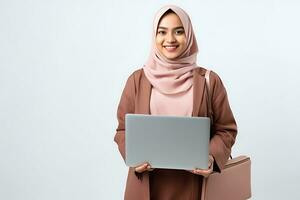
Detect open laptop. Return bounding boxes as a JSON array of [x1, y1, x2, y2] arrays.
[[125, 114, 210, 170]]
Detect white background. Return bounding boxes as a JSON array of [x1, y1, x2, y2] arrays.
[[1, 0, 300, 199]]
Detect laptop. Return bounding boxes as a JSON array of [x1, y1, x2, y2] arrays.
[[125, 114, 210, 170]]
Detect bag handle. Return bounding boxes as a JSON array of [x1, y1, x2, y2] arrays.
[[204, 70, 213, 125], [204, 69, 232, 160]]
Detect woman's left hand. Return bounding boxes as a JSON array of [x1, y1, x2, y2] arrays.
[[188, 155, 214, 177]]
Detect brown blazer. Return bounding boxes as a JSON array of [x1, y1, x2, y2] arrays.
[[114, 67, 237, 200]]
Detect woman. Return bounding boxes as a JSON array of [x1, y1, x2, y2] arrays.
[[114, 5, 237, 200]]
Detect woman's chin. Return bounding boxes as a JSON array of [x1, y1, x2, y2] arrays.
[[162, 52, 180, 60]]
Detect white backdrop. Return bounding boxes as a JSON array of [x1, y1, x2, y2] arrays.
[[1, 0, 300, 199]]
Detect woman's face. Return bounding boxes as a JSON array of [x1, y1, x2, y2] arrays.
[[156, 12, 187, 60]]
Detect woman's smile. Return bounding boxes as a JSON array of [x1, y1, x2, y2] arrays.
[[163, 44, 179, 52]]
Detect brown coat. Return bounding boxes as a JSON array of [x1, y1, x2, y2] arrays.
[[114, 67, 237, 200]]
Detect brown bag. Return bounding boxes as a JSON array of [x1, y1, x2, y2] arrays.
[[202, 70, 252, 200], [201, 156, 252, 200]]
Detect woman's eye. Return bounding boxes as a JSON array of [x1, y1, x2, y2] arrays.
[[175, 30, 184, 35], [158, 30, 166, 35]]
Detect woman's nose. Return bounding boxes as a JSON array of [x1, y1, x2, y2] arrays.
[[166, 33, 176, 43]]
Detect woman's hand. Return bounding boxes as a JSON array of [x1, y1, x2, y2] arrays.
[[134, 162, 154, 173], [188, 155, 214, 177]]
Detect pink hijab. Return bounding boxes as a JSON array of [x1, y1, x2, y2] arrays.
[[143, 5, 199, 116]]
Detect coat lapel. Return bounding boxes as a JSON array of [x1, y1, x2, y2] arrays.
[[193, 68, 206, 117], [137, 69, 152, 115]]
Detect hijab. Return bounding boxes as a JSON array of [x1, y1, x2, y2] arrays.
[[142, 5, 199, 116]]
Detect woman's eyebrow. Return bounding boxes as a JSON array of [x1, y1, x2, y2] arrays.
[[157, 26, 184, 30]]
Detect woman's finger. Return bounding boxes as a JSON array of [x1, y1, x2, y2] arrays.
[[147, 165, 154, 171], [135, 163, 148, 173], [208, 160, 212, 168], [208, 155, 214, 167], [192, 167, 213, 177]]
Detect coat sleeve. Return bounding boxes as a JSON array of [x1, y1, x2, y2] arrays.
[[209, 71, 238, 172], [114, 73, 136, 161]]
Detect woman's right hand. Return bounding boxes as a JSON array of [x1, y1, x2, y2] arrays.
[[134, 162, 154, 173]]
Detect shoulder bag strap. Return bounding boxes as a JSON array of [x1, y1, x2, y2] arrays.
[[204, 69, 213, 124], [204, 69, 232, 159]]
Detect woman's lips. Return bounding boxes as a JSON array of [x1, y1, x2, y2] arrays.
[[164, 45, 179, 52]]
